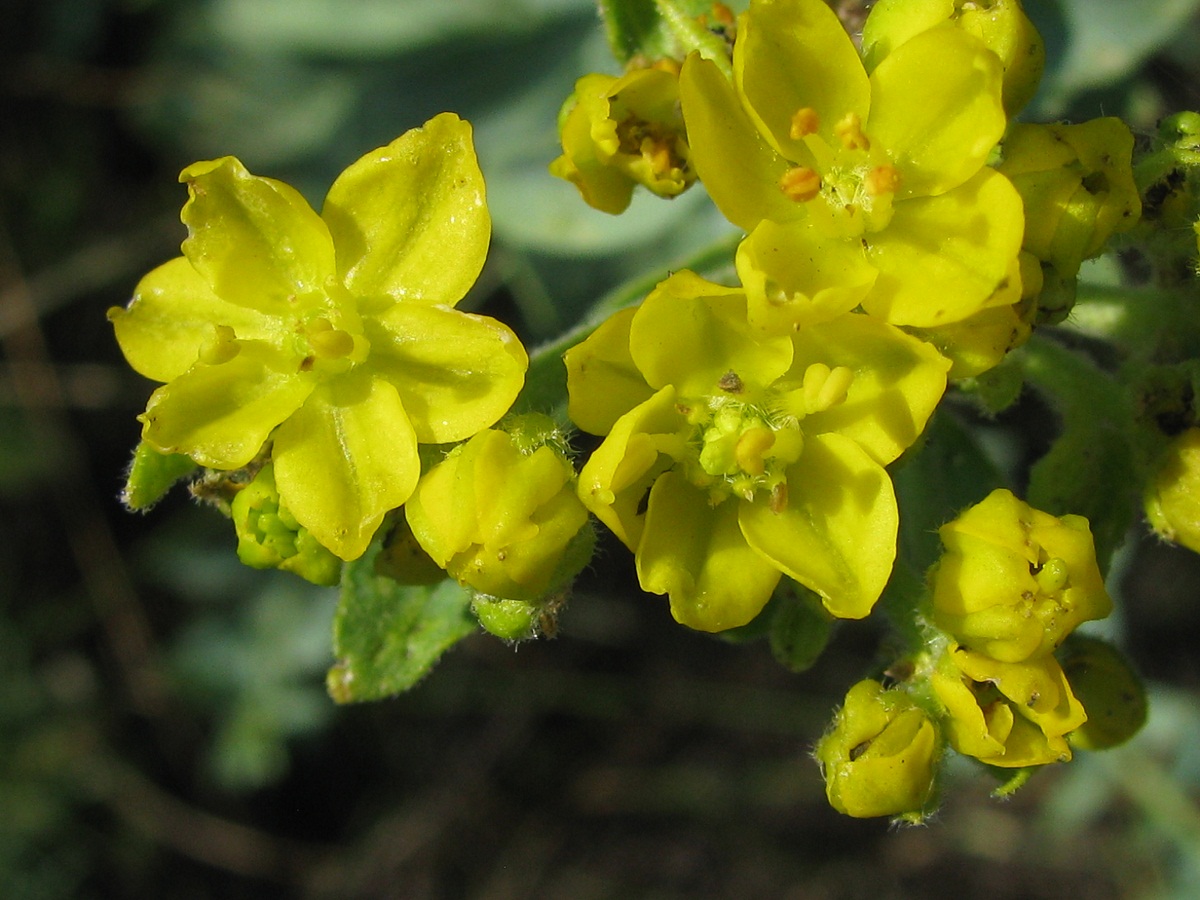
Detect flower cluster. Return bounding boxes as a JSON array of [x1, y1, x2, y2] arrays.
[[927, 489, 1112, 768], [109, 0, 1160, 822], [816, 490, 1141, 821], [551, 0, 1141, 632]]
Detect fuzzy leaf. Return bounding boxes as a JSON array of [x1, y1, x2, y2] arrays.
[[327, 539, 477, 702]]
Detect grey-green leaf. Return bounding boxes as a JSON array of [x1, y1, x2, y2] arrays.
[[327, 541, 477, 703]]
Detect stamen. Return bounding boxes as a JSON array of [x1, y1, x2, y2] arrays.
[[198, 324, 239, 365], [1034, 557, 1070, 594], [734, 427, 775, 476], [834, 112, 870, 151], [802, 363, 855, 413], [779, 166, 822, 202], [790, 107, 820, 140], [865, 164, 900, 196], [306, 317, 355, 359]]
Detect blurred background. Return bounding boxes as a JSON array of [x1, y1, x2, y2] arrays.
[[3, 0, 1200, 896]]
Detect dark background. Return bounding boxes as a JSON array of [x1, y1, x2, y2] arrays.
[[3, 0, 1200, 896]]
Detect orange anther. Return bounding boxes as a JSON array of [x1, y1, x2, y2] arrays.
[[834, 112, 870, 151], [790, 107, 821, 140], [779, 166, 822, 202], [865, 164, 900, 196]]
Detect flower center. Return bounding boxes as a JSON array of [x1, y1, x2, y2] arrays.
[[779, 107, 899, 238], [675, 361, 854, 507], [293, 281, 370, 374]]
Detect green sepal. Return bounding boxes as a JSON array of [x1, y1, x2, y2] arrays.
[[326, 539, 477, 703], [956, 351, 1026, 416], [599, 0, 733, 71], [121, 441, 198, 510], [990, 765, 1035, 798], [471, 595, 541, 642], [1060, 634, 1147, 751], [768, 584, 834, 674]]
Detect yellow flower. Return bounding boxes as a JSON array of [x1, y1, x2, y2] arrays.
[[566, 270, 949, 631], [1145, 427, 1200, 554], [861, 0, 1045, 118], [816, 679, 940, 820], [932, 642, 1087, 767], [930, 488, 1113, 663], [110, 114, 528, 560], [680, 0, 1022, 331], [404, 417, 593, 604], [550, 63, 694, 214], [996, 118, 1141, 324]]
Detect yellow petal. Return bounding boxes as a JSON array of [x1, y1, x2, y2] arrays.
[[564, 307, 654, 436], [111, 256, 277, 382], [366, 303, 527, 444], [867, 24, 1005, 199], [272, 372, 420, 561], [679, 53, 797, 231], [637, 471, 782, 632], [139, 341, 315, 468], [862, 168, 1024, 327], [739, 432, 897, 619], [179, 157, 335, 315], [323, 113, 489, 306]]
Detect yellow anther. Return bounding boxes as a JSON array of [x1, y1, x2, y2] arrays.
[[1035, 557, 1070, 594], [779, 166, 822, 202], [802, 362, 855, 413], [650, 57, 682, 76], [641, 136, 674, 176], [834, 112, 870, 151], [865, 164, 900, 196], [790, 107, 821, 140], [198, 324, 240, 365], [734, 426, 776, 477], [306, 317, 355, 359], [711, 2, 735, 27]]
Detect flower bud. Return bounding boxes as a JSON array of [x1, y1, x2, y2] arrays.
[[931, 643, 1087, 767], [230, 463, 342, 586], [816, 680, 940, 820], [997, 119, 1140, 324], [404, 416, 594, 604], [1059, 635, 1147, 751], [862, 0, 1044, 117], [549, 63, 694, 214], [1145, 426, 1200, 553], [930, 489, 1112, 663]]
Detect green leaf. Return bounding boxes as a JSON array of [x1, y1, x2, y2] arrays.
[[121, 441, 199, 511], [599, 0, 734, 70], [327, 540, 477, 702], [892, 410, 1006, 574], [1037, 0, 1200, 115], [1019, 335, 1141, 573]]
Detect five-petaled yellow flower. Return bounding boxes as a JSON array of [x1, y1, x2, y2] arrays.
[[566, 271, 949, 632], [110, 114, 528, 561], [680, 0, 1024, 333]]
